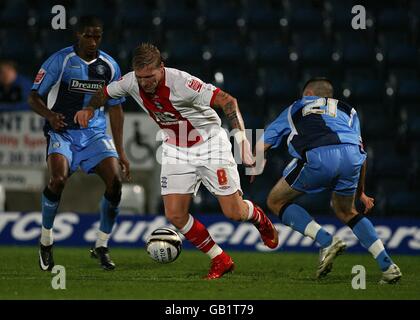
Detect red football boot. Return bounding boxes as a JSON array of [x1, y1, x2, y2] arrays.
[[205, 252, 235, 280], [254, 204, 279, 249]]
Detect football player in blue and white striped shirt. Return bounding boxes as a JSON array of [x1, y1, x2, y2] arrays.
[[252, 78, 401, 284], [29, 16, 130, 271]]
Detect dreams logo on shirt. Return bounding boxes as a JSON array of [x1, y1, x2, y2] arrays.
[[68, 79, 105, 94]]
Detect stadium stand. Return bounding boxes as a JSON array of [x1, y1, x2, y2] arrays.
[[0, 0, 419, 216]]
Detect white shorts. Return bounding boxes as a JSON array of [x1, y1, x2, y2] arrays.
[[160, 130, 242, 196]]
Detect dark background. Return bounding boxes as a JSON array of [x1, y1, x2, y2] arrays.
[[0, 0, 419, 217]]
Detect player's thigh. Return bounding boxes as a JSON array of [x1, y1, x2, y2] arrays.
[[267, 177, 302, 210], [46, 131, 72, 176], [331, 192, 358, 224], [163, 194, 193, 228], [47, 153, 70, 180], [335, 145, 366, 195]]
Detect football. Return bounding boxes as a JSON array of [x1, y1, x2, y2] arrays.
[[146, 227, 182, 263]]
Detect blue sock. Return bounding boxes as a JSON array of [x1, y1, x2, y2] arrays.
[[348, 215, 393, 271], [280, 204, 333, 248], [41, 187, 60, 229], [99, 195, 120, 234]]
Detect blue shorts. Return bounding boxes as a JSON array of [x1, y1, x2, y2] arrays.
[[46, 131, 118, 174], [283, 144, 366, 196]]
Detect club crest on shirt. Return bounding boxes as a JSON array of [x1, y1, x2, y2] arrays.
[[186, 78, 203, 92], [96, 64, 106, 75], [161, 176, 168, 188]]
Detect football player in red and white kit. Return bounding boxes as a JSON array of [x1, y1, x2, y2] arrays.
[[75, 43, 278, 279]]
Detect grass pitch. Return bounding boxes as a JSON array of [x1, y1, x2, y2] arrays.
[[0, 246, 419, 300]]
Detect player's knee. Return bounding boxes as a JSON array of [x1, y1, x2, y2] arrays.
[[335, 210, 358, 224], [266, 196, 282, 215], [164, 209, 188, 229], [103, 176, 122, 207], [48, 175, 67, 193], [107, 176, 122, 197], [331, 198, 358, 224]]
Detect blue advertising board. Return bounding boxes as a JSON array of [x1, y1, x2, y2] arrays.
[[0, 212, 419, 254]]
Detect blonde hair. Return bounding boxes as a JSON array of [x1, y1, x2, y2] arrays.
[[132, 43, 161, 69]]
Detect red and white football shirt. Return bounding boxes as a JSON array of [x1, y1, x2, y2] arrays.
[[105, 67, 221, 147]]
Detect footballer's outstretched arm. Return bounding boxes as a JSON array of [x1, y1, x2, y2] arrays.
[[108, 104, 124, 156], [74, 88, 109, 127], [356, 160, 367, 198], [212, 90, 245, 131], [87, 88, 109, 110], [212, 89, 254, 166], [109, 104, 131, 180], [357, 160, 374, 213]]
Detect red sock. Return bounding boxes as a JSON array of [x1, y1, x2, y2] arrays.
[[180, 214, 222, 258]]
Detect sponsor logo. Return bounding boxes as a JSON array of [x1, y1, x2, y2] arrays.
[[1, 213, 420, 254], [34, 68, 46, 85], [154, 100, 164, 110], [68, 79, 105, 94], [186, 78, 203, 92], [154, 111, 178, 124]]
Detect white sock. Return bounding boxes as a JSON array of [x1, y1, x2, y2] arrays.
[[40, 227, 53, 246], [179, 214, 194, 234], [368, 239, 386, 259], [95, 230, 111, 248], [243, 199, 262, 224], [304, 220, 322, 240], [243, 200, 254, 220], [207, 244, 223, 259]]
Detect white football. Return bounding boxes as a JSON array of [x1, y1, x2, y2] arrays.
[[146, 227, 182, 263]]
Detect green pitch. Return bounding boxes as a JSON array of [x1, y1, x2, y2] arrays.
[[0, 246, 419, 300]]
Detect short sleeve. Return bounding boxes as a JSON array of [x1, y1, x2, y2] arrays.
[[31, 53, 62, 97], [105, 72, 133, 99], [106, 61, 126, 107], [350, 108, 363, 143], [176, 72, 219, 107], [263, 107, 291, 149]]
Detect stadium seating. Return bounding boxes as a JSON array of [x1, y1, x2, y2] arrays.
[[1, 0, 419, 216], [119, 0, 156, 28], [0, 0, 29, 28]]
